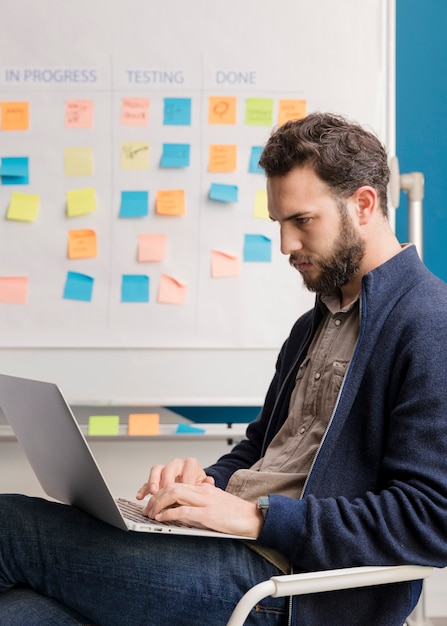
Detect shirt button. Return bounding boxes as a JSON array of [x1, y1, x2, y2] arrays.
[[314, 372, 321, 380], [300, 427, 306, 434], [334, 318, 342, 326]]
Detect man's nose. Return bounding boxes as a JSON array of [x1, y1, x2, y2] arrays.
[[280, 224, 303, 256]]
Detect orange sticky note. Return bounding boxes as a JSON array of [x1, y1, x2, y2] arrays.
[[155, 190, 185, 216], [208, 96, 237, 125], [158, 274, 187, 304], [128, 413, 160, 436], [208, 145, 237, 172], [211, 251, 240, 278], [65, 100, 94, 128], [121, 98, 150, 126], [278, 99, 307, 126], [68, 229, 98, 259], [1, 101, 29, 130], [138, 234, 167, 262], [0, 277, 28, 304]]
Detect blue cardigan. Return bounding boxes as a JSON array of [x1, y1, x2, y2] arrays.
[[207, 245, 447, 625]]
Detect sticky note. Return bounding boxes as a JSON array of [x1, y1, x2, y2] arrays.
[[211, 251, 240, 278], [64, 147, 94, 176], [245, 98, 274, 126], [121, 97, 149, 126], [6, 192, 39, 222], [121, 275, 149, 303], [138, 233, 167, 262], [66, 188, 96, 217], [244, 234, 272, 262], [128, 413, 160, 436], [155, 190, 185, 216], [0, 277, 28, 304], [160, 144, 190, 168], [158, 275, 187, 304], [65, 100, 94, 129], [121, 142, 150, 170], [253, 189, 269, 219], [88, 416, 120, 436], [208, 96, 237, 125], [119, 191, 148, 218], [0, 157, 29, 184], [1, 101, 29, 131], [278, 99, 306, 126], [249, 147, 264, 174], [208, 145, 237, 172], [209, 183, 238, 203], [68, 229, 98, 259], [63, 271, 94, 302], [163, 98, 191, 126], [175, 423, 205, 435]]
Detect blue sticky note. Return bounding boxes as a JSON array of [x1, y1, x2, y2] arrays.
[[163, 98, 192, 126], [63, 272, 94, 301], [119, 191, 149, 218], [209, 183, 239, 203], [249, 147, 264, 174], [160, 143, 190, 168], [175, 423, 206, 435], [121, 275, 149, 303], [0, 157, 29, 185], [243, 234, 272, 262]]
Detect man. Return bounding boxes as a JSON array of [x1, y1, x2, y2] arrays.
[[1, 112, 447, 626]]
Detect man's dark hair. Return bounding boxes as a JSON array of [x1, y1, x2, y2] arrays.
[[259, 112, 390, 217]]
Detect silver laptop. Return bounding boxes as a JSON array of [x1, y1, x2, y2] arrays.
[[0, 372, 252, 540]]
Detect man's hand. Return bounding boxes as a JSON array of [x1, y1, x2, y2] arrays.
[[136, 457, 215, 499]]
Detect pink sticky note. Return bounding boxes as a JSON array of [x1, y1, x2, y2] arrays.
[[211, 250, 240, 278], [0, 276, 28, 304], [121, 97, 150, 126], [138, 234, 167, 262], [65, 100, 94, 128], [157, 274, 187, 304]]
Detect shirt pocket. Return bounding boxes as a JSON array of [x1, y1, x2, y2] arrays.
[[321, 359, 350, 416]]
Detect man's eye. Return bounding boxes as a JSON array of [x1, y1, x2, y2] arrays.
[[295, 217, 310, 224]]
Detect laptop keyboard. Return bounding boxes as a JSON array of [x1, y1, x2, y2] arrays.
[[116, 498, 188, 527]]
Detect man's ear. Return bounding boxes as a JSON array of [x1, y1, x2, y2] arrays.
[[353, 186, 377, 225]]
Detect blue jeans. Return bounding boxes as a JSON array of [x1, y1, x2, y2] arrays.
[[0, 495, 287, 626]]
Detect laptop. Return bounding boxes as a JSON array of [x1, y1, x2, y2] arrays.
[[0, 372, 253, 540]]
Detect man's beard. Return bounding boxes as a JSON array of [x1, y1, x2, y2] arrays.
[[290, 207, 366, 297]]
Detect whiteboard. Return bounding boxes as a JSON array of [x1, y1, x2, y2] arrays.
[[0, 0, 394, 403]]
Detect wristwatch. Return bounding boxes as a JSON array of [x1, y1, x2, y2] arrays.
[[257, 495, 270, 520]]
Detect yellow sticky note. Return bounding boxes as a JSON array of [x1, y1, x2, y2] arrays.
[[1, 101, 29, 130], [253, 189, 269, 219], [66, 188, 97, 217], [211, 251, 240, 278], [128, 413, 160, 436], [64, 147, 94, 176], [208, 96, 237, 125], [0, 277, 28, 304], [65, 100, 94, 129], [278, 99, 306, 126], [121, 98, 150, 126], [138, 234, 167, 262], [208, 145, 237, 172], [158, 274, 187, 304], [88, 416, 120, 436], [121, 142, 150, 170], [6, 192, 40, 222], [155, 190, 185, 216], [245, 98, 274, 126], [68, 229, 98, 259]]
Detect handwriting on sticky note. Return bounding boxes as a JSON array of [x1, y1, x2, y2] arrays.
[[6, 192, 39, 222], [253, 189, 269, 219], [65, 100, 94, 129], [208, 145, 237, 172], [138, 233, 167, 262], [157, 274, 187, 304], [66, 188, 96, 217], [63, 271, 94, 302], [88, 416, 120, 436], [211, 250, 240, 278], [121, 97, 150, 126], [208, 96, 237, 125], [128, 414, 160, 436], [64, 147, 94, 176], [0, 277, 28, 304], [68, 229, 98, 259], [121, 142, 150, 170], [160, 144, 190, 168], [278, 99, 306, 126], [163, 98, 191, 126], [245, 98, 274, 126], [155, 190, 185, 216], [1, 101, 29, 131]]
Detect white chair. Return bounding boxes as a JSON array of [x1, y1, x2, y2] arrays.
[[226, 564, 433, 626]]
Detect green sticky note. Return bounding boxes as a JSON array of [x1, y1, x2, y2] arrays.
[[88, 415, 120, 436], [245, 98, 274, 126]]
